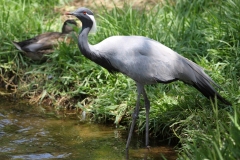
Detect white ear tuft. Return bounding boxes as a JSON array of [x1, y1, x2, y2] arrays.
[[88, 14, 97, 33]]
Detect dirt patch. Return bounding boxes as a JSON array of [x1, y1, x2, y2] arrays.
[[55, 0, 165, 22]]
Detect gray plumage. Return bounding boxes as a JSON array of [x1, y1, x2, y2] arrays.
[[66, 7, 231, 150]]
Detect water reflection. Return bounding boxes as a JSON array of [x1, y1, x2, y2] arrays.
[[0, 98, 177, 160]]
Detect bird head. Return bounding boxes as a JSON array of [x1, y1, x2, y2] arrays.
[[65, 7, 97, 33], [62, 19, 77, 33]]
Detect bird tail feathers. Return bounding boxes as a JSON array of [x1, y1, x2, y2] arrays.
[[12, 41, 24, 52], [185, 59, 231, 105]]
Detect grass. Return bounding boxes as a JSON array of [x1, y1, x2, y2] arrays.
[[0, 0, 240, 159]]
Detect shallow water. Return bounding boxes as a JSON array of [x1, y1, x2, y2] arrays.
[[0, 96, 177, 160]]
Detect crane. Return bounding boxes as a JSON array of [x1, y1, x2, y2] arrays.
[[66, 7, 231, 149]]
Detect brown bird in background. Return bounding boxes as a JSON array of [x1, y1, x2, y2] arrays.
[[12, 19, 77, 61]]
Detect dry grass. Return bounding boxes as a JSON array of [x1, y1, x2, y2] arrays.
[[55, 0, 167, 22]]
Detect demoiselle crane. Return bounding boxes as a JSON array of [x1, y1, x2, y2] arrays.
[[66, 7, 231, 149]]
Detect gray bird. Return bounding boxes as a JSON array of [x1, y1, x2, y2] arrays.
[[12, 19, 77, 61], [66, 7, 231, 149]]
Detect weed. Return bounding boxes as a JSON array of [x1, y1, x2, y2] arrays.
[[0, 0, 239, 159]]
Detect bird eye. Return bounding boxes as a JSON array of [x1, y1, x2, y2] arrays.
[[83, 12, 87, 15]]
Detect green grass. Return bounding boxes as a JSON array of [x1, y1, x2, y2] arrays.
[[0, 0, 240, 159]]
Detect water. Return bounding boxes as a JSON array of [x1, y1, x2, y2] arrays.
[[0, 96, 177, 160]]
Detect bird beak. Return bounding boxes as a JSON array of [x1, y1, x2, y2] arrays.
[[65, 12, 74, 15]]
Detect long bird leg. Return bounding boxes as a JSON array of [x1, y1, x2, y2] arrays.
[[126, 83, 143, 149], [142, 87, 150, 148]]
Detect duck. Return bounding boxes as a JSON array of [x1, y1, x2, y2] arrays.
[[12, 19, 77, 61]]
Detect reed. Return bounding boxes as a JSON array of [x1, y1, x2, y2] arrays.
[[0, 0, 239, 159]]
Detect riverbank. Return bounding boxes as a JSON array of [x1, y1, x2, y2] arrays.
[[0, 95, 177, 159], [1, 0, 239, 159]]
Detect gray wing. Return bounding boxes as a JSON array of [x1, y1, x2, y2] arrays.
[[92, 36, 201, 84], [91, 36, 230, 105]]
